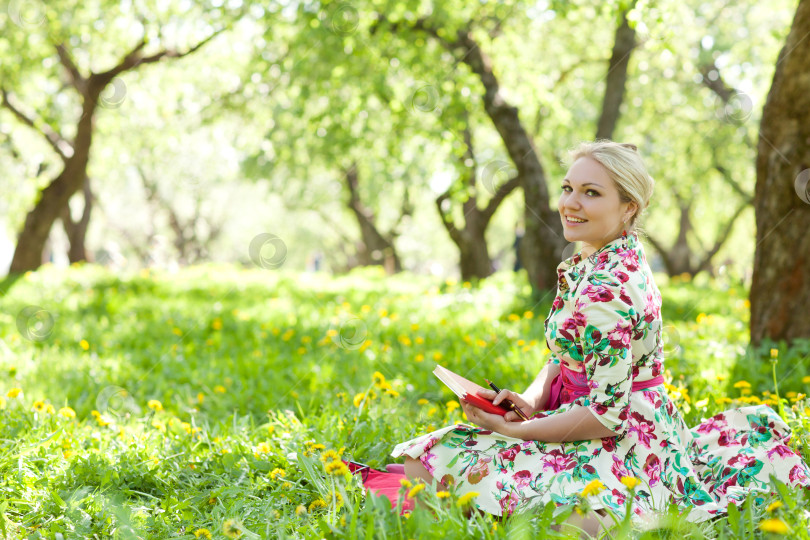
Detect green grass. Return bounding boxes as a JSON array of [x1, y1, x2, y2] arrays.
[[0, 264, 809, 538]]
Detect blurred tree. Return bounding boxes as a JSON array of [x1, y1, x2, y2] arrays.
[[751, 0, 810, 345], [0, 1, 229, 273]]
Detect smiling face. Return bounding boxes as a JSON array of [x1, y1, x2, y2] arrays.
[[558, 156, 638, 255]]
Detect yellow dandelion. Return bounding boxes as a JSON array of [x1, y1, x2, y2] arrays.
[[457, 491, 479, 506], [446, 401, 460, 413], [211, 319, 224, 331], [79, 339, 90, 350], [7, 388, 22, 398], [256, 442, 271, 454], [295, 505, 306, 515], [407, 483, 426, 498], [33, 400, 46, 412], [417, 398, 429, 405], [96, 414, 112, 427], [194, 529, 213, 539], [802, 376, 810, 384], [353, 393, 366, 407], [151, 419, 166, 432], [400, 478, 413, 489], [581, 479, 605, 497], [437, 491, 451, 499], [620, 476, 640, 490], [269, 468, 286, 480], [770, 348, 779, 359], [759, 518, 789, 534], [197, 392, 205, 404], [308, 498, 327, 511], [523, 311, 534, 319], [475, 339, 487, 347], [147, 399, 163, 412], [507, 313, 520, 322], [415, 353, 425, 363], [385, 389, 400, 397], [222, 518, 243, 538], [324, 460, 350, 476], [716, 396, 732, 405], [214, 385, 226, 394], [766, 501, 783, 512], [44, 403, 55, 414], [733, 381, 751, 389], [320, 450, 340, 463], [433, 352, 443, 361]]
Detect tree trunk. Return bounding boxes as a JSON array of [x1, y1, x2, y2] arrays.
[[61, 176, 93, 263], [344, 163, 403, 273], [750, 0, 810, 345], [10, 95, 96, 273], [449, 29, 564, 293], [596, 4, 637, 140]]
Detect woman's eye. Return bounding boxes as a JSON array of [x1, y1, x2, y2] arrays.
[[587, 190, 600, 196], [561, 185, 571, 192]]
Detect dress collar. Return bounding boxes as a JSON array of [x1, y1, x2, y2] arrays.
[[556, 231, 639, 292]]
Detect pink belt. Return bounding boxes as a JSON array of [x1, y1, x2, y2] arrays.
[[543, 363, 664, 411]]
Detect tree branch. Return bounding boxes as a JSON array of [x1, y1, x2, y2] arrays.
[[481, 175, 520, 227], [55, 43, 87, 93], [96, 28, 225, 82], [0, 87, 72, 161], [435, 192, 463, 244]]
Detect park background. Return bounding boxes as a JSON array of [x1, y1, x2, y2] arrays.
[[2, 0, 810, 538]]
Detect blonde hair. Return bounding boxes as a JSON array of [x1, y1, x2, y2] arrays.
[[568, 140, 655, 231]]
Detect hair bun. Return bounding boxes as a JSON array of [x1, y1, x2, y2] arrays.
[[620, 143, 638, 151]]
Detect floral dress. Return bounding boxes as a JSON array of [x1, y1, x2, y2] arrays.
[[391, 231, 810, 522]]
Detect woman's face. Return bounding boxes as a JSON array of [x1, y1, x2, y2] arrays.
[[558, 156, 637, 254]]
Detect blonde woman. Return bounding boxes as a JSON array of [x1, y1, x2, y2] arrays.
[[391, 141, 810, 537]]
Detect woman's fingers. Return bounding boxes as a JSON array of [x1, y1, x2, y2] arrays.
[[492, 389, 515, 406], [477, 389, 497, 400]]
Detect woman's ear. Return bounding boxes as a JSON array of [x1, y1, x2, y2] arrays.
[[624, 202, 638, 223]]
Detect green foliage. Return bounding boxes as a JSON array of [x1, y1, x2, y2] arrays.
[[1, 265, 809, 537]]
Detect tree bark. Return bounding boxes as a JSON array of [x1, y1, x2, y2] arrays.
[[436, 116, 519, 281], [344, 162, 403, 273], [596, 4, 637, 140], [61, 176, 94, 263], [750, 0, 810, 345]]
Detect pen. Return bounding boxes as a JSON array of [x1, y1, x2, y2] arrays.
[[485, 379, 530, 421]]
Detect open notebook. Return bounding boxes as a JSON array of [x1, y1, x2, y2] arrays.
[[433, 364, 508, 416]]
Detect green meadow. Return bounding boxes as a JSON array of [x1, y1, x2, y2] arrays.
[[0, 265, 809, 539]]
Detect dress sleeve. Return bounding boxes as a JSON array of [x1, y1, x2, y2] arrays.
[[571, 271, 638, 434]]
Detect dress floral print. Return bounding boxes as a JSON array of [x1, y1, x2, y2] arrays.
[[391, 231, 810, 522]]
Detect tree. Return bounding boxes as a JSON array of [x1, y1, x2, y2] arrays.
[[0, 2, 227, 273], [750, 0, 810, 345]]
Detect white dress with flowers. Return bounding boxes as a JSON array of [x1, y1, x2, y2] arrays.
[[391, 232, 810, 522]]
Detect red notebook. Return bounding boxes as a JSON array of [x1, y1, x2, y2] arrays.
[[433, 364, 508, 416]]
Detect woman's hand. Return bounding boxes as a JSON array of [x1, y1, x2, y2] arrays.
[[475, 388, 535, 421], [458, 398, 515, 436]]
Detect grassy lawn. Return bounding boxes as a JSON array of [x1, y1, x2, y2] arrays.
[[0, 264, 808, 538]]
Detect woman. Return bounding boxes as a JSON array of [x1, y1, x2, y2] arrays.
[[391, 141, 810, 536]]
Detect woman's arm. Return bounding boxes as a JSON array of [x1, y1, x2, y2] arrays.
[[458, 400, 616, 441]]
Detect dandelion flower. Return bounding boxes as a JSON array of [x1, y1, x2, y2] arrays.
[[214, 385, 226, 394], [222, 518, 243, 538], [308, 498, 327, 511], [733, 381, 751, 389], [446, 401, 460, 412], [759, 518, 789, 534], [766, 501, 784, 512], [212, 318, 223, 331], [407, 484, 426, 498], [324, 460, 350, 477], [523, 311, 534, 319], [417, 399, 429, 406], [33, 400, 46, 412], [372, 371, 386, 386], [581, 479, 605, 497], [44, 403, 55, 414], [400, 478, 413, 489], [7, 388, 22, 398], [147, 399, 163, 412], [194, 529, 212, 539], [320, 449, 341, 463], [54, 407, 76, 418], [353, 393, 366, 407], [437, 491, 451, 499], [256, 442, 271, 454], [295, 505, 307, 515], [457, 491, 479, 507], [620, 476, 640, 490], [79, 339, 90, 350], [269, 468, 286, 480], [151, 419, 166, 432]]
